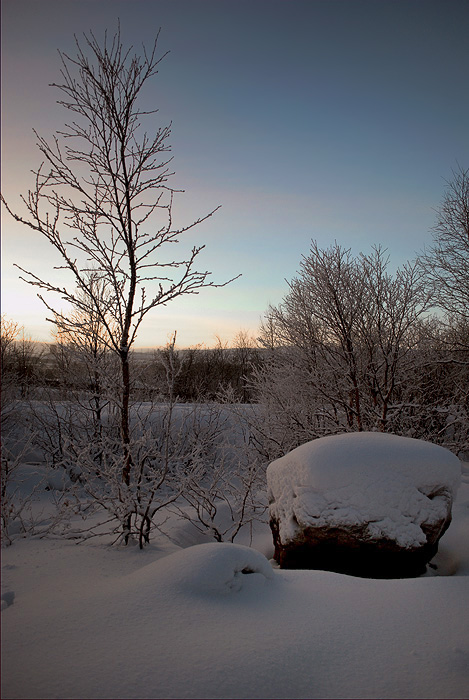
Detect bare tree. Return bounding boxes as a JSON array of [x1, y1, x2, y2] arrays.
[[253, 241, 432, 457], [231, 330, 260, 403], [1, 316, 20, 369], [422, 165, 469, 320], [415, 166, 469, 454], [1, 316, 44, 425], [1, 316, 22, 434], [1, 27, 237, 543], [52, 272, 118, 440], [358, 246, 431, 431]]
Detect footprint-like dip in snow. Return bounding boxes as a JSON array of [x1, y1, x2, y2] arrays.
[[1, 591, 15, 611]]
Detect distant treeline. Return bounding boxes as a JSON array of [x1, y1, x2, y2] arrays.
[[1, 322, 263, 403]]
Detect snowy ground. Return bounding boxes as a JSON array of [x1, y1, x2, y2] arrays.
[[2, 460, 469, 699]]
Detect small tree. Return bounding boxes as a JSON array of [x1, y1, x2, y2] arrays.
[[1, 316, 43, 414], [417, 166, 469, 454], [231, 330, 260, 403], [422, 165, 469, 321], [1, 316, 20, 370], [1, 316, 21, 432], [1, 27, 237, 543], [52, 272, 118, 439], [252, 241, 431, 457]]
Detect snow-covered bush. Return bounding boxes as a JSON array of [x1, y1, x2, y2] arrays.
[[23, 399, 266, 548], [251, 242, 469, 459], [0, 435, 76, 545], [166, 403, 267, 543]]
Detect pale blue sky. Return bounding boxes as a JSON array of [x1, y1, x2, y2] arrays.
[[2, 0, 469, 347]]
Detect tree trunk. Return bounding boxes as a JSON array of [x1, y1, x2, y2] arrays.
[[121, 348, 131, 485], [120, 348, 132, 543]]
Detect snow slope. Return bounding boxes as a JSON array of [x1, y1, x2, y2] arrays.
[[2, 463, 469, 699]]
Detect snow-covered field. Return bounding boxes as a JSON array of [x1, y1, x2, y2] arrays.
[[2, 450, 469, 699]]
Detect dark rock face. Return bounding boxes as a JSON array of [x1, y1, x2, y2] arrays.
[[270, 509, 453, 579]]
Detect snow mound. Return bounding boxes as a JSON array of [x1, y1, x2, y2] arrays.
[[149, 542, 274, 596], [268, 432, 461, 548]]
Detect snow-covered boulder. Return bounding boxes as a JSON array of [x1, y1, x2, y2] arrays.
[[267, 432, 461, 578]]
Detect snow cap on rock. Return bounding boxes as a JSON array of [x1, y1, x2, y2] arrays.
[[267, 432, 461, 548]]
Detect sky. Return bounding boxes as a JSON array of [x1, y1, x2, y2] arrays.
[[2, 0, 469, 348]]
